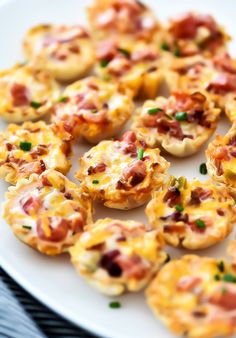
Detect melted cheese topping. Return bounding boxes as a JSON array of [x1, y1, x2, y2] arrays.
[[76, 136, 169, 209], [146, 178, 236, 249], [0, 121, 71, 184], [147, 255, 236, 338], [3, 170, 93, 255], [0, 64, 59, 122], [70, 218, 166, 295]]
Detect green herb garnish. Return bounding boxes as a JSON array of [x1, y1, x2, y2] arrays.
[[147, 107, 163, 115], [160, 42, 170, 51], [100, 59, 110, 68], [175, 204, 184, 212], [109, 301, 121, 309], [22, 225, 32, 230], [30, 101, 42, 109], [118, 48, 130, 58], [174, 46, 181, 57], [137, 148, 144, 160], [19, 141, 32, 151], [195, 219, 206, 229], [58, 96, 68, 103], [92, 179, 99, 184], [214, 274, 221, 281], [199, 163, 207, 175], [217, 261, 225, 273], [175, 111, 187, 121], [222, 274, 236, 283]]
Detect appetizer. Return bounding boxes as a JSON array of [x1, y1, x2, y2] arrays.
[[146, 255, 236, 338], [146, 176, 236, 249], [70, 218, 166, 295], [0, 63, 59, 122], [52, 76, 133, 143], [23, 24, 95, 82], [206, 123, 236, 196], [0, 121, 71, 185], [132, 91, 220, 157], [158, 12, 229, 58], [3, 170, 93, 255], [95, 39, 163, 98], [76, 131, 169, 209], [87, 0, 160, 42]]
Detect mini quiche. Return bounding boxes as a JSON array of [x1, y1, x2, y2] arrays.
[[0, 121, 71, 185], [206, 123, 236, 196], [132, 91, 220, 157], [146, 255, 236, 338], [52, 76, 133, 143], [87, 0, 160, 42], [3, 170, 93, 255], [70, 218, 166, 295], [157, 12, 229, 58], [76, 131, 169, 210], [94, 39, 163, 98], [146, 176, 236, 250], [23, 24, 95, 82], [0, 63, 59, 122]]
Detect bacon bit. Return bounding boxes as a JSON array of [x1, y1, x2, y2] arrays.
[[160, 211, 189, 223], [71, 214, 85, 232], [217, 209, 225, 216], [120, 131, 137, 143], [69, 45, 80, 54], [100, 249, 122, 277], [20, 195, 41, 215], [209, 284, 236, 311], [96, 39, 118, 60], [5, 143, 15, 151], [213, 53, 236, 74], [96, 7, 117, 28], [10, 83, 29, 107], [41, 175, 52, 187], [142, 110, 164, 128], [131, 48, 158, 62], [121, 160, 146, 186], [121, 142, 137, 157], [176, 275, 202, 291], [56, 25, 89, 42], [87, 82, 99, 91], [18, 161, 46, 175], [75, 93, 96, 110], [52, 50, 68, 60], [227, 136, 236, 146], [206, 73, 236, 93], [163, 224, 186, 233], [80, 109, 107, 124], [87, 163, 107, 175], [37, 216, 69, 242], [116, 255, 147, 279], [189, 187, 212, 205], [107, 55, 131, 76], [215, 159, 224, 176], [163, 187, 181, 207]]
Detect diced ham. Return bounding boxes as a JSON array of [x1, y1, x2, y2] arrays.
[[209, 284, 236, 311], [96, 39, 118, 60], [120, 131, 137, 143], [87, 163, 107, 175], [119, 131, 137, 157], [20, 195, 41, 215], [176, 275, 202, 291], [55, 25, 89, 42], [213, 53, 236, 74], [10, 83, 30, 107], [19, 161, 46, 175], [107, 55, 131, 76], [71, 214, 85, 232], [122, 159, 146, 186], [156, 119, 185, 140], [96, 8, 117, 28], [189, 187, 212, 205], [116, 254, 148, 279], [163, 187, 181, 207], [206, 73, 236, 93], [131, 48, 158, 62], [36, 216, 69, 242]]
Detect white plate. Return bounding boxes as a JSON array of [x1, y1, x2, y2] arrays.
[[0, 1, 236, 337]]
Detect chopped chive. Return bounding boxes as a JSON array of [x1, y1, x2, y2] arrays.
[[22, 225, 32, 230], [199, 163, 207, 175], [214, 274, 221, 281], [30, 101, 42, 109], [109, 301, 121, 309], [164, 253, 171, 263], [137, 148, 144, 160], [175, 111, 187, 121], [19, 141, 32, 151], [195, 219, 206, 229], [217, 261, 225, 273], [58, 96, 68, 103], [118, 48, 130, 58], [221, 287, 227, 294], [100, 59, 110, 68], [174, 46, 181, 57], [160, 42, 169, 51], [91, 109, 97, 113], [222, 274, 236, 283], [147, 107, 163, 115], [175, 204, 184, 212], [92, 179, 99, 184]]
